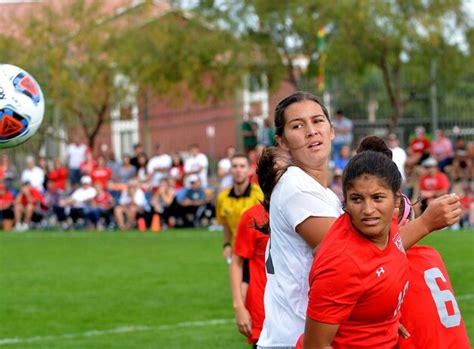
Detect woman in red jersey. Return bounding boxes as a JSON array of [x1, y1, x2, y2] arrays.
[[301, 142, 409, 349]]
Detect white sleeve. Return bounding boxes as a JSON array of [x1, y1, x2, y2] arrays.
[[281, 190, 340, 231]]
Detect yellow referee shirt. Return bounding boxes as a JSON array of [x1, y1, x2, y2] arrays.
[[216, 183, 264, 245]]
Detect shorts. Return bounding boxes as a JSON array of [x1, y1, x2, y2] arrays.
[[242, 258, 250, 283], [0, 208, 14, 220]]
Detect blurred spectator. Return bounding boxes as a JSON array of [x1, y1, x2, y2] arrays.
[[89, 183, 115, 230], [332, 109, 353, 159], [21, 156, 45, 193], [48, 158, 68, 191], [452, 136, 472, 181], [430, 129, 454, 173], [14, 180, 45, 231], [387, 133, 407, 181], [147, 144, 172, 188], [114, 179, 150, 230], [0, 154, 17, 192], [130, 142, 146, 171], [169, 152, 185, 190], [43, 181, 67, 229], [61, 176, 97, 229], [406, 126, 431, 176], [418, 157, 450, 213], [116, 154, 137, 184], [184, 144, 209, 188], [241, 113, 259, 153], [66, 135, 88, 187], [453, 181, 474, 229], [248, 149, 260, 185], [38, 156, 50, 191], [136, 153, 150, 187], [334, 144, 351, 171], [177, 174, 207, 227], [329, 168, 343, 202], [91, 155, 112, 189], [79, 152, 96, 177], [151, 178, 178, 228], [0, 183, 14, 231], [259, 118, 275, 147], [217, 146, 236, 190], [105, 151, 120, 176]]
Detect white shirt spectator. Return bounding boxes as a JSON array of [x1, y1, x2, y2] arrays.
[[21, 166, 45, 192], [184, 153, 209, 188], [147, 154, 172, 187], [391, 146, 407, 181], [70, 187, 97, 208], [66, 143, 88, 169], [118, 188, 150, 211], [217, 157, 232, 189]]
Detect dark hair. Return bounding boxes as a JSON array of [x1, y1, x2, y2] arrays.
[[231, 152, 250, 164], [274, 91, 330, 138], [343, 136, 401, 199]]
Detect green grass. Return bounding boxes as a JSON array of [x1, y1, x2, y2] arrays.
[[0, 229, 473, 348]]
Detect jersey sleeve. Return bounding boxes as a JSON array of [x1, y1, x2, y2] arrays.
[[215, 192, 226, 224], [307, 253, 363, 324], [283, 190, 339, 230], [233, 209, 256, 259]]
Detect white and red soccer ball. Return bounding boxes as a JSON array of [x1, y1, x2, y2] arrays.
[[0, 64, 44, 149]]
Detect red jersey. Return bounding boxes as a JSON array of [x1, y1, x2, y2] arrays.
[[399, 245, 470, 349], [419, 172, 450, 191], [94, 191, 113, 207], [19, 187, 44, 207], [0, 191, 14, 209], [306, 213, 408, 349], [233, 204, 269, 344], [48, 167, 68, 190], [91, 167, 112, 189], [409, 137, 430, 154]]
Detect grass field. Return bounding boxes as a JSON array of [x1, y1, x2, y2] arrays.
[[0, 228, 473, 348]]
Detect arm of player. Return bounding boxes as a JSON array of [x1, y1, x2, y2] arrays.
[[400, 194, 461, 249], [223, 223, 232, 260], [229, 254, 252, 338], [303, 318, 338, 349], [296, 216, 336, 249]]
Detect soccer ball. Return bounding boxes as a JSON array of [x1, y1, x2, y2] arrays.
[[0, 64, 44, 148]]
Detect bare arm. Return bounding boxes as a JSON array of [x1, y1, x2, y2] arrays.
[[223, 223, 232, 260], [229, 254, 252, 338], [303, 317, 339, 349], [296, 216, 337, 249], [400, 194, 461, 249]]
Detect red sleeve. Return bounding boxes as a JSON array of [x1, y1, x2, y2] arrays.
[[438, 173, 450, 191], [233, 209, 256, 259], [307, 253, 363, 324]]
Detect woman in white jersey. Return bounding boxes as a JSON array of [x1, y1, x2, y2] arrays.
[[256, 91, 461, 349]]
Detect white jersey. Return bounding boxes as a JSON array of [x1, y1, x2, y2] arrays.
[[258, 166, 343, 348]]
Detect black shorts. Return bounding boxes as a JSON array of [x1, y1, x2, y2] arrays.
[[242, 258, 250, 284], [0, 208, 14, 220]]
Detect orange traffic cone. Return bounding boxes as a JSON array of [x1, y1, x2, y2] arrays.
[[137, 217, 147, 232], [151, 214, 161, 232]]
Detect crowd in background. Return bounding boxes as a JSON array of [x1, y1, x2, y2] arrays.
[[0, 111, 473, 232]]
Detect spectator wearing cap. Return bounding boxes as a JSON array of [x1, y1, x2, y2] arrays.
[[332, 110, 353, 160], [61, 176, 97, 228], [418, 157, 450, 214], [430, 129, 454, 173], [147, 144, 172, 188], [177, 174, 207, 227], [0, 183, 14, 231], [114, 179, 150, 230], [21, 156, 45, 193], [184, 144, 209, 188], [387, 133, 407, 181], [14, 180, 45, 231]]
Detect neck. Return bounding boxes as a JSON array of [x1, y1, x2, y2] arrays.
[[294, 161, 329, 188], [234, 180, 250, 195]]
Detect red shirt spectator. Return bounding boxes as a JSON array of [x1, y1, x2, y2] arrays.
[[409, 135, 431, 155], [18, 184, 44, 207], [0, 185, 14, 209], [419, 172, 450, 192], [48, 159, 69, 191], [91, 155, 112, 189]]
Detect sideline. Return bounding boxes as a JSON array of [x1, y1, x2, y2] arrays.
[[0, 318, 234, 346]]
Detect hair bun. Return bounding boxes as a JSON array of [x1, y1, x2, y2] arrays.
[[356, 136, 392, 159]]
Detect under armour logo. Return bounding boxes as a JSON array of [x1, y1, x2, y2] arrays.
[[376, 267, 385, 277]]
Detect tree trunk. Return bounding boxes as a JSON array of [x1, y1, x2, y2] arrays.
[[380, 57, 403, 134]]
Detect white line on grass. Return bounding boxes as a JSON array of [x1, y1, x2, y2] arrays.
[[0, 318, 234, 346]]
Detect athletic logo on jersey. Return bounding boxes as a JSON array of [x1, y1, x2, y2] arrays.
[[376, 267, 385, 277], [392, 232, 406, 254]]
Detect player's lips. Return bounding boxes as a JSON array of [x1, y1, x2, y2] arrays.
[[361, 217, 380, 226], [307, 141, 322, 149]]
